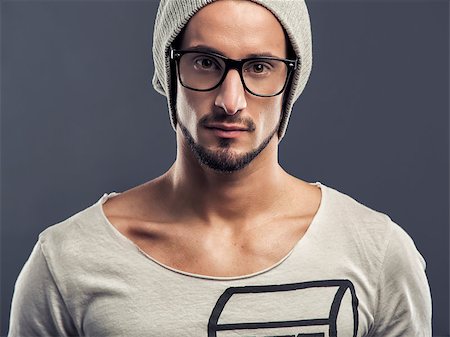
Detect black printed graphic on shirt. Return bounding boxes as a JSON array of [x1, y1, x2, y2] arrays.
[[208, 279, 359, 337]]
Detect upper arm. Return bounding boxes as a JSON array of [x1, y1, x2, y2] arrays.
[[8, 240, 78, 337], [368, 223, 432, 336]]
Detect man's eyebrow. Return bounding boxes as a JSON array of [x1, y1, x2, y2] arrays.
[[183, 45, 224, 55], [183, 45, 281, 58]]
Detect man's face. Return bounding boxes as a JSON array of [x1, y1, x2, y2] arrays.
[[175, 0, 288, 172]]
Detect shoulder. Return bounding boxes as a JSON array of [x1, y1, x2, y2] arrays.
[[38, 194, 119, 268], [40, 196, 102, 245], [323, 184, 390, 226], [321, 183, 395, 235], [318, 183, 419, 265]]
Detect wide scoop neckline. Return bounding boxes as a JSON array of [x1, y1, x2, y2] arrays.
[[97, 181, 326, 281]]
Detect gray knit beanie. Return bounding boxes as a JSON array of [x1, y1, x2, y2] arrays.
[[152, 0, 312, 141]]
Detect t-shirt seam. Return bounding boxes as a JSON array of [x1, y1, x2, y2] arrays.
[[366, 219, 396, 337], [38, 236, 81, 335]]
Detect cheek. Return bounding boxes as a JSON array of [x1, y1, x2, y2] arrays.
[[176, 87, 208, 132], [257, 96, 283, 130]]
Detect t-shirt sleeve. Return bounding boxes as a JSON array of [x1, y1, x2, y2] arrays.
[[8, 240, 78, 337], [369, 223, 432, 336]]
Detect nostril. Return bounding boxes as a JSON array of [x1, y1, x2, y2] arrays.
[[214, 93, 247, 115]]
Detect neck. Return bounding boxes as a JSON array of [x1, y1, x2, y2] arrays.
[[164, 133, 290, 229]]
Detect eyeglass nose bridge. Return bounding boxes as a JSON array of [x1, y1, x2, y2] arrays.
[[216, 58, 247, 91]]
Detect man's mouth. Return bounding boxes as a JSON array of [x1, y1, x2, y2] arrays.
[[205, 123, 249, 132], [204, 123, 250, 138]]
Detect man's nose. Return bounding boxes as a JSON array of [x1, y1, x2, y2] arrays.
[[214, 69, 247, 115]]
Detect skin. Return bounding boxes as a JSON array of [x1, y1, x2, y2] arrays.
[[103, 0, 322, 277]]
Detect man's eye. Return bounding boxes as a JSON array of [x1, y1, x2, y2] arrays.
[[246, 62, 272, 74], [194, 57, 219, 70], [252, 64, 267, 73]]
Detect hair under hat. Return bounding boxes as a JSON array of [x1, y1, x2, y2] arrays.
[[152, 0, 312, 141]]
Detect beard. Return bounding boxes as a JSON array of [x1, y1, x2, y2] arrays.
[[177, 114, 279, 173]]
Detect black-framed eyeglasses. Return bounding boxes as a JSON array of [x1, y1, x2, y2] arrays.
[[170, 47, 299, 97]]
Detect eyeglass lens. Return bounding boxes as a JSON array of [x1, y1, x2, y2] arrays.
[[178, 52, 289, 96]]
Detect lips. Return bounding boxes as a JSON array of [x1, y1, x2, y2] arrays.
[[204, 123, 250, 139], [204, 123, 249, 132]]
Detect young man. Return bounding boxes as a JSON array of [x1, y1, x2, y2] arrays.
[[9, 1, 431, 336]]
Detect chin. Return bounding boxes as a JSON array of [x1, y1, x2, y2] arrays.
[[180, 122, 277, 173]]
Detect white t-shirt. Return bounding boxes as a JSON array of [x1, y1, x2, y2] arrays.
[[8, 182, 432, 336]]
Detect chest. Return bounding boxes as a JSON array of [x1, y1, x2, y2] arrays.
[[112, 215, 313, 278], [78, 273, 369, 337]]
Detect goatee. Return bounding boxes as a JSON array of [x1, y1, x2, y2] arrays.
[[178, 118, 278, 173]]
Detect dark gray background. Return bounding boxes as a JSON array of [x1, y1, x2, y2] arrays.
[[1, 0, 448, 335]]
